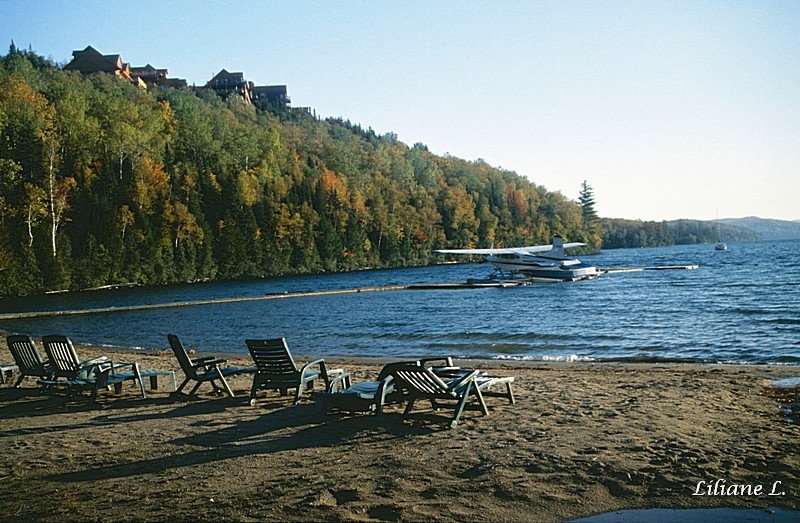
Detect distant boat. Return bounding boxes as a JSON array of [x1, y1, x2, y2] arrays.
[[714, 210, 727, 251]]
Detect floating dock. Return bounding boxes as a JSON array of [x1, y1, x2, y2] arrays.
[[599, 264, 699, 274], [0, 286, 406, 320], [407, 280, 523, 290], [0, 265, 700, 320]]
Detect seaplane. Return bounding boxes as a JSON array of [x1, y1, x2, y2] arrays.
[[433, 236, 598, 282]]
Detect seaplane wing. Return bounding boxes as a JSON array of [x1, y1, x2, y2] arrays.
[[433, 247, 522, 255], [433, 242, 585, 256], [517, 242, 585, 253]]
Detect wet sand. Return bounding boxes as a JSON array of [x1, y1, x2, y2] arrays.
[[0, 346, 798, 522]]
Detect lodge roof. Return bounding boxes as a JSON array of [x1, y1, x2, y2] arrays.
[[64, 45, 125, 74]]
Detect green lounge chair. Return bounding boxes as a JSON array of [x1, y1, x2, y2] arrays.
[[315, 370, 395, 414], [41, 335, 175, 400], [246, 338, 345, 405], [388, 364, 489, 428], [168, 334, 255, 398], [6, 335, 50, 388], [315, 357, 459, 414]]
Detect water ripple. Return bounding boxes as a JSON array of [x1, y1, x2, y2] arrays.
[[0, 240, 798, 364]]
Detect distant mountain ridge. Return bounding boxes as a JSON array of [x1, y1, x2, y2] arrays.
[[718, 217, 800, 240]]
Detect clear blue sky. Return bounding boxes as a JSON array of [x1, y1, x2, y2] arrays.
[[2, 0, 798, 221]]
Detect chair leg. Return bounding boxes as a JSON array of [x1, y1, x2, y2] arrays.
[[294, 377, 315, 404], [133, 362, 146, 398], [249, 378, 260, 406], [176, 377, 192, 394], [188, 381, 203, 396], [215, 370, 235, 398], [404, 397, 417, 415], [14, 375, 24, 388], [505, 382, 516, 404], [451, 382, 474, 428], [89, 385, 100, 403], [293, 385, 303, 405], [473, 384, 489, 415], [376, 381, 392, 415]]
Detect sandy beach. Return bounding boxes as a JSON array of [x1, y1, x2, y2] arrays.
[[1, 345, 798, 522]]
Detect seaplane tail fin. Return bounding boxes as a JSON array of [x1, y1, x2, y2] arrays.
[[549, 236, 566, 258], [535, 236, 585, 260]]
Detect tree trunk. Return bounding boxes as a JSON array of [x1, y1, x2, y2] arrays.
[[47, 143, 58, 257]]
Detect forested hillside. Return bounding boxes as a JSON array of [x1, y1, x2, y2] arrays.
[[601, 218, 761, 248], [720, 217, 800, 240], [0, 48, 595, 296]]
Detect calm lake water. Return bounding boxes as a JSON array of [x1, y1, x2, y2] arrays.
[[1, 240, 798, 364]]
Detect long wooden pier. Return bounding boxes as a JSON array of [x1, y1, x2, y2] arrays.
[[0, 286, 407, 320], [599, 264, 699, 274]]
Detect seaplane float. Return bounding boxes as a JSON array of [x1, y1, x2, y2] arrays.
[[433, 236, 598, 282]]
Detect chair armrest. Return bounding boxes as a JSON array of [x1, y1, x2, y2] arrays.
[[300, 358, 329, 385], [300, 358, 325, 373], [192, 355, 223, 364], [432, 367, 465, 378], [92, 366, 114, 388], [194, 358, 228, 369], [375, 375, 395, 415], [326, 371, 352, 393], [447, 369, 480, 392], [79, 359, 126, 379], [418, 356, 454, 368], [104, 361, 135, 375], [78, 356, 109, 370]]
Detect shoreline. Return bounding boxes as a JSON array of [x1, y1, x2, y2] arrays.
[[2, 343, 798, 521], [5, 328, 799, 369], [47, 341, 800, 370]]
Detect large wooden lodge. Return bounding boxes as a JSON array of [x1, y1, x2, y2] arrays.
[[64, 45, 290, 107]]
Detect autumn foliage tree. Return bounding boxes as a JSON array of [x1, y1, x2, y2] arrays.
[[0, 47, 593, 296]]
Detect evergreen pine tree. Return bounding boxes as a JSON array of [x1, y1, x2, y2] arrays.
[[579, 180, 598, 225], [579, 180, 601, 248]]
